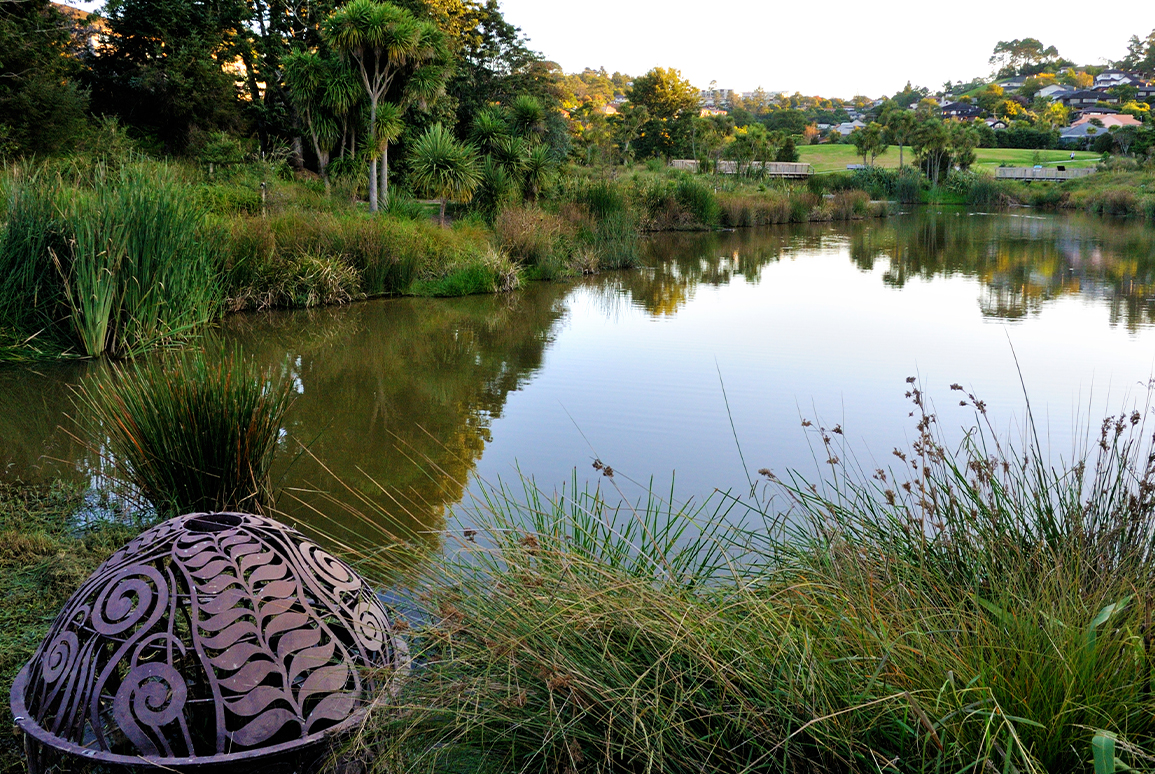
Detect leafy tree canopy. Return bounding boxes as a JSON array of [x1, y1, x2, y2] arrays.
[[628, 67, 698, 120], [989, 38, 1062, 77]]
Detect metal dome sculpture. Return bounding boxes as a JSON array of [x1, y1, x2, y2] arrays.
[[11, 511, 407, 772]]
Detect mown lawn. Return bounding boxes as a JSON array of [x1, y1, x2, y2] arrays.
[[798, 144, 1100, 173]]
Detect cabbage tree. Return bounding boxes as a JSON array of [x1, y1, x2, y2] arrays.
[[409, 124, 480, 226], [323, 0, 448, 211]]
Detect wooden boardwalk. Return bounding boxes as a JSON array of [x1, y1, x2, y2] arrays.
[[994, 167, 1096, 180], [670, 160, 812, 178]]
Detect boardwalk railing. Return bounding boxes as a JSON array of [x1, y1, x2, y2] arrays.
[[994, 166, 1096, 180], [670, 160, 813, 178]]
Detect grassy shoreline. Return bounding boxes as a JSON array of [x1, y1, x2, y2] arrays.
[[8, 381, 1155, 773], [335, 388, 1155, 774]]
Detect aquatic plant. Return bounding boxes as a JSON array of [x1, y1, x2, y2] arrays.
[[337, 384, 1155, 774], [75, 345, 294, 515], [0, 165, 221, 358]]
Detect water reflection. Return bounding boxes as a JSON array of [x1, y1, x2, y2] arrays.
[[626, 212, 1155, 329], [3, 209, 1155, 568]]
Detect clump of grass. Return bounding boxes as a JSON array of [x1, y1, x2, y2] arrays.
[[340, 383, 1155, 774], [75, 345, 294, 515], [494, 205, 570, 267], [408, 246, 521, 296], [219, 216, 362, 310], [0, 165, 221, 358], [1093, 187, 1140, 218], [830, 189, 870, 219]]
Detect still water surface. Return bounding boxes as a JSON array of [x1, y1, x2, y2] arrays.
[[4, 209, 1155, 556]]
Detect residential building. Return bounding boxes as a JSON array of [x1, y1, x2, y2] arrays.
[[1056, 90, 1119, 107], [940, 101, 983, 119]]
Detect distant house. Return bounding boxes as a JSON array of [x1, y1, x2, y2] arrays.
[[1056, 90, 1119, 107], [940, 101, 983, 119], [1001, 76, 1028, 90], [1071, 107, 1118, 120], [1093, 69, 1142, 89], [698, 107, 726, 117], [599, 104, 619, 116], [836, 120, 866, 136], [985, 119, 1008, 129], [1039, 84, 1075, 100], [1060, 123, 1112, 143], [1070, 113, 1142, 129], [1135, 85, 1155, 102]]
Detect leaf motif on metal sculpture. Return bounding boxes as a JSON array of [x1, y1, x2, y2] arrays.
[[11, 512, 405, 768]]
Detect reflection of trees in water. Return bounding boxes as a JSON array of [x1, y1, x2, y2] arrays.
[[610, 212, 1155, 329], [849, 212, 1155, 329], [610, 225, 845, 316], [1, 287, 570, 580], [214, 288, 570, 562], [0, 361, 98, 484]]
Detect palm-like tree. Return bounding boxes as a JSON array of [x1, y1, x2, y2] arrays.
[[283, 50, 359, 194], [323, 0, 447, 211], [509, 95, 546, 138], [470, 107, 509, 153], [521, 142, 555, 203], [409, 124, 481, 226]]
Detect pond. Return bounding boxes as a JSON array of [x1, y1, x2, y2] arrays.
[[4, 209, 1155, 567]]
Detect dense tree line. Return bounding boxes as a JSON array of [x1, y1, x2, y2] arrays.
[[0, 0, 557, 178]]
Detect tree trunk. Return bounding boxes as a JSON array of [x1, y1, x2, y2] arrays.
[[380, 145, 388, 207], [439, 198, 446, 227], [369, 158, 378, 212], [899, 144, 904, 167], [368, 97, 379, 212]]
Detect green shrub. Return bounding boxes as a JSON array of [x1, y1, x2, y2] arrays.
[[408, 247, 520, 296], [194, 183, 262, 215], [673, 175, 720, 227]]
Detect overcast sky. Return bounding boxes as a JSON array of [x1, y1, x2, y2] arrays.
[[498, 0, 1155, 98]]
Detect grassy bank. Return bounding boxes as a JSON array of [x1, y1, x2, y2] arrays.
[[0, 482, 151, 774], [0, 157, 901, 360], [339, 388, 1155, 774]]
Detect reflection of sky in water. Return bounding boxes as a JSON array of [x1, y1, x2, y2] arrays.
[[4, 209, 1155, 562]]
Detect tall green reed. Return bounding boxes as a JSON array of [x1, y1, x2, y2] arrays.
[[333, 383, 1155, 774], [75, 345, 295, 515], [0, 165, 221, 358]]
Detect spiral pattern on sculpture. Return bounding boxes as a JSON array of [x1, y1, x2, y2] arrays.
[[351, 600, 388, 654], [41, 632, 79, 684], [297, 542, 361, 594], [112, 663, 188, 755], [91, 565, 168, 636]]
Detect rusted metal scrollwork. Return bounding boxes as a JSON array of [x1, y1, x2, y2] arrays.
[[10, 512, 407, 771]]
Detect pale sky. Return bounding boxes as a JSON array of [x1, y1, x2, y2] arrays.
[[67, 0, 1155, 98], [498, 0, 1155, 98]]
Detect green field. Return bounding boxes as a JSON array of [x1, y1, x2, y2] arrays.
[[797, 144, 1100, 174]]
